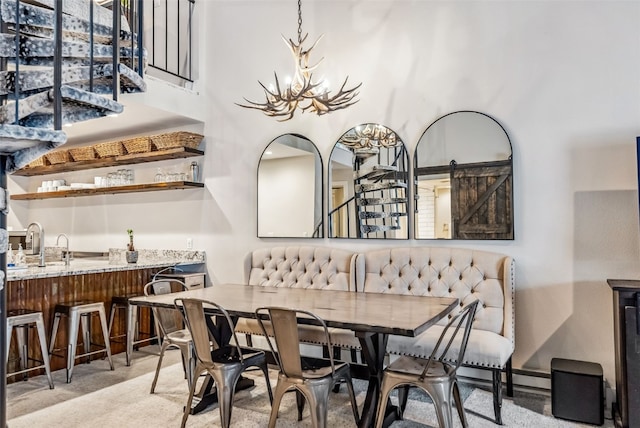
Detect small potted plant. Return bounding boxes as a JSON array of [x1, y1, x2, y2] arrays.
[[126, 228, 138, 263]]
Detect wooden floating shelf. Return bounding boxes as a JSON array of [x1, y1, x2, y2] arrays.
[[13, 147, 204, 177], [11, 181, 205, 200]]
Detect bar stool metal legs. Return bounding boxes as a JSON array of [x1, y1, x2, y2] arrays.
[[49, 301, 114, 383], [108, 294, 157, 366], [6, 310, 54, 389]]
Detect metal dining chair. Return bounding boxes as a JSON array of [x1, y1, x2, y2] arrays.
[[175, 298, 273, 428], [143, 278, 194, 394], [375, 300, 479, 428], [255, 306, 360, 428]]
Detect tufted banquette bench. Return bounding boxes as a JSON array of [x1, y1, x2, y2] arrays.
[[356, 247, 515, 425], [234, 246, 361, 353]]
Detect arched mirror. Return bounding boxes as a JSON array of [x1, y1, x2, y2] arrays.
[[329, 123, 409, 239], [258, 134, 323, 238], [414, 111, 513, 240]]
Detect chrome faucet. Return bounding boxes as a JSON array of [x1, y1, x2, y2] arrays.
[[26, 222, 45, 267], [56, 233, 70, 267]]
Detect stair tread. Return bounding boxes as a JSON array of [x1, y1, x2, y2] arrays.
[[0, 34, 143, 60], [1, 0, 136, 43], [355, 181, 407, 193], [26, 0, 131, 32], [357, 197, 407, 206], [361, 224, 402, 234], [354, 165, 398, 180], [359, 211, 407, 219], [0, 124, 67, 172], [1, 85, 123, 124], [0, 63, 146, 95]]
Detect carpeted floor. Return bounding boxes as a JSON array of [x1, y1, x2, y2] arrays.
[[6, 347, 613, 427]]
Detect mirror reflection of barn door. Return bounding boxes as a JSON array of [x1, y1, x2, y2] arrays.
[[451, 161, 513, 239]]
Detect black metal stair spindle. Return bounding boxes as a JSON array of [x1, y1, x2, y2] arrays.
[[137, 0, 144, 77], [1, 5, 8, 423], [1, 156, 7, 428], [53, 0, 62, 130], [12, 0, 19, 125], [112, 0, 120, 102]]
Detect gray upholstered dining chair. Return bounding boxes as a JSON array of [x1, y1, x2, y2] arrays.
[[375, 300, 479, 428], [143, 279, 194, 394], [255, 306, 360, 428], [176, 297, 273, 428]]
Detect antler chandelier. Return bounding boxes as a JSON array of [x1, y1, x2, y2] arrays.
[[237, 0, 361, 121], [340, 124, 398, 149]]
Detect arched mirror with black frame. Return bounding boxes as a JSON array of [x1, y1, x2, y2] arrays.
[[328, 123, 409, 239], [414, 111, 513, 240], [257, 134, 323, 238]]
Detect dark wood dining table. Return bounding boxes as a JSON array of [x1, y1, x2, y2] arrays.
[[129, 283, 458, 428]]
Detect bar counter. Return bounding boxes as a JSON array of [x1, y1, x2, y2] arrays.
[[6, 249, 205, 381], [7, 248, 206, 281]]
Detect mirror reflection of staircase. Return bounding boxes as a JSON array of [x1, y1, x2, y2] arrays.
[[0, 0, 145, 171], [330, 141, 409, 239], [353, 147, 408, 237]]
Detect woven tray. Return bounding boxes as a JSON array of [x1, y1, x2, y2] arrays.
[[69, 146, 96, 161], [151, 132, 203, 150], [122, 136, 152, 154], [93, 141, 125, 158], [27, 156, 49, 168], [45, 150, 71, 165]]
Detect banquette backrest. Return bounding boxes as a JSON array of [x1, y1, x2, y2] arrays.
[[244, 246, 358, 291], [356, 247, 515, 341]]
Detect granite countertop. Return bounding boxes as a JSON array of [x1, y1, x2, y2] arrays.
[[7, 249, 206, 281]]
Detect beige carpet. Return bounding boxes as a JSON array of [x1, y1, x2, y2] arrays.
[[6, 347, 612, 427]]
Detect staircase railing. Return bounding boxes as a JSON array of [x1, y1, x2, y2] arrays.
[[145, 0, 195, 83], [328, 196, 356, 238]]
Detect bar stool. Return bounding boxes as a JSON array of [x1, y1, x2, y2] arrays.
[[49, 301, 114, 383], [6, 309, 54, 389], [108, 293, 157, 366]]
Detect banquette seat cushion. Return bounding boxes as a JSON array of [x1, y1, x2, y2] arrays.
[[358, 246, 515, 423], [235, 246, 361, 349]]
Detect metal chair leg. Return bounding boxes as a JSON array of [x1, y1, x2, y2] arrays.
[[34, 314, 54, 389]]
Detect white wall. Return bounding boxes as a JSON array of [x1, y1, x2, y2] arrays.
[[8, 0, 640, 385]]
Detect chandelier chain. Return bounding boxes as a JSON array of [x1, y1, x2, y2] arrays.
[[297, 0, 303, 44]]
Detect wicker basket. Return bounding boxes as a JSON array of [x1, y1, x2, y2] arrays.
[[69, 146, 96, 162], [151, 132, 203, 150], [45, 150, 71, 165], [122, 136, 152, 154], [26, 156, 49, 168], [93, 141, 125, 158]]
